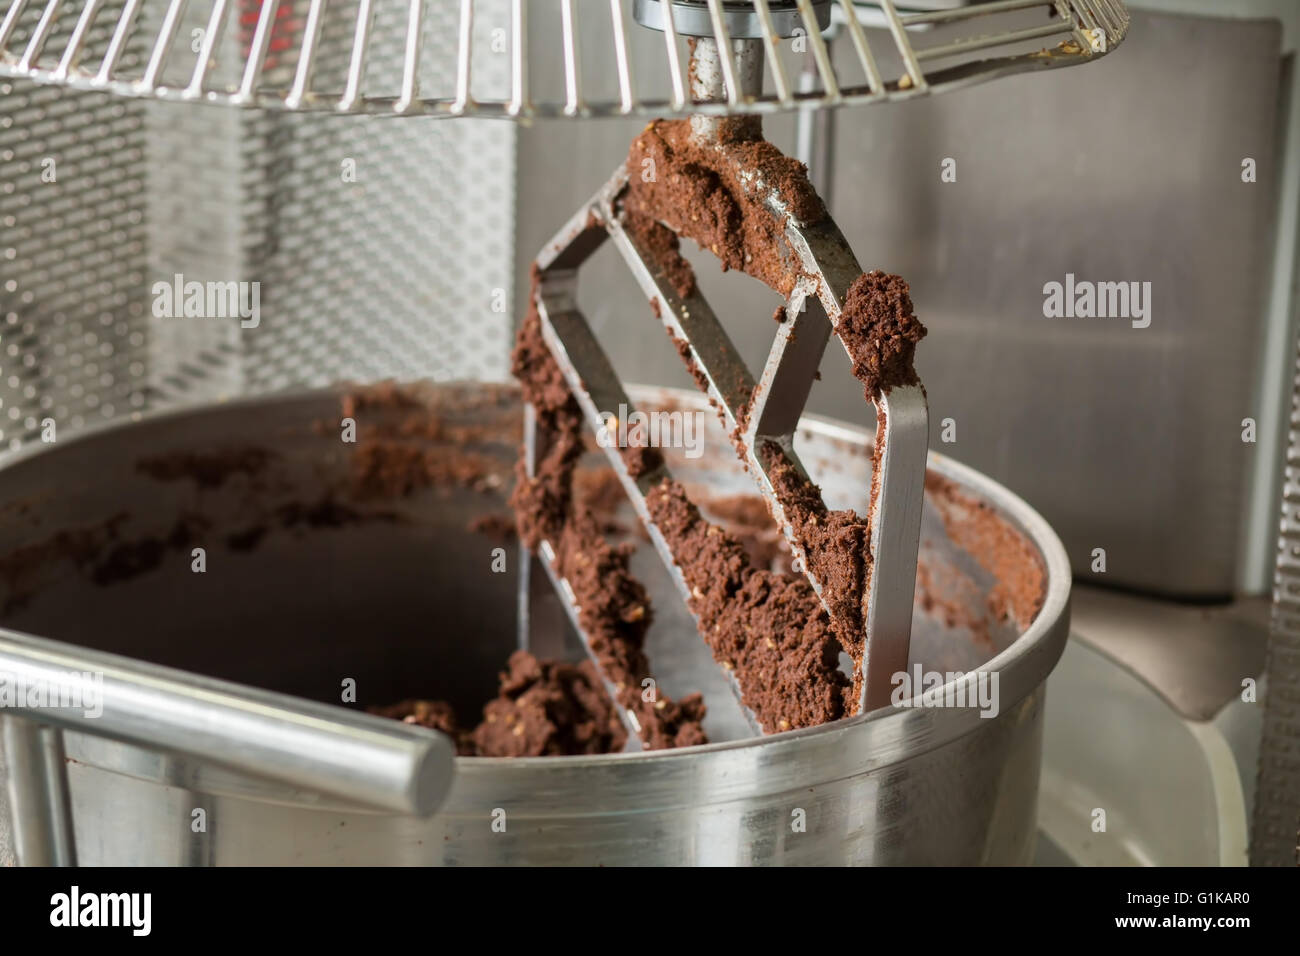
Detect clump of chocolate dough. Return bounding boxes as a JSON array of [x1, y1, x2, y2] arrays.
[[837, 271, 927, 402], [370, 698, 469, 751], [622, 118, 825, 298], [761, 443, 869, 665], [645, 479, 849, 729], [372, 651, 629, 758], [699, 492, 791, 573], [508, 286, 709, 751], [473, 652, 628, 756]]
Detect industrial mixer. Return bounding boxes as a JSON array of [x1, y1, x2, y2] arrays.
[[0, 0, 1174, 868]]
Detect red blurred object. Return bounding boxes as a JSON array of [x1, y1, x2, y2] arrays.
[[239, 1, 298, 71]]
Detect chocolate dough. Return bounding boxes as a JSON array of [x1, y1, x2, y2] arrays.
[[924, 473, 1046, 629], [622, 118, 824, 297], [509, 289, 708, 750], [836, 271, 927, 403], [511, 270, 847, 730], [613, 119, 933, 715], [373, 651, 628, 758]]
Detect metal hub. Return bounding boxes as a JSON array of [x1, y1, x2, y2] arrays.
[[633, 0, 832, 39]]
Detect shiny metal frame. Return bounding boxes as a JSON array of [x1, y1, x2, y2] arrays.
[[0, 0, 1128, 117]]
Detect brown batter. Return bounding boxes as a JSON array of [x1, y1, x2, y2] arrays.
[[644, 478, 849, 728], [836, 271, 927, 402], [513, 266, 849, 730], [374, 652, 628, 758], [510, 291, 708, 751], [925, 473, 1046, 630], [622, 118, 824, 297], [698, 492, 791, 573], [587, 118, 929, 717]]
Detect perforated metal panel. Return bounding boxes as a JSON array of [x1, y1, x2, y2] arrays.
[[238, 109, 514, 392], [0, 8, 151, 447], [1, 0, 515, 443], [1254, 327, 1300, 865]]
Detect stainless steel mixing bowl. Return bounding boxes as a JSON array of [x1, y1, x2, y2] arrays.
[[0, 383, 1069, 865]]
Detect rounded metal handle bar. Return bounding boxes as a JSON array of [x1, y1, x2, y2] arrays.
[[0, 627, 455, 817]]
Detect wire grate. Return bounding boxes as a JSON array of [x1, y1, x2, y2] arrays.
[[0, 0, 1128, 118]]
